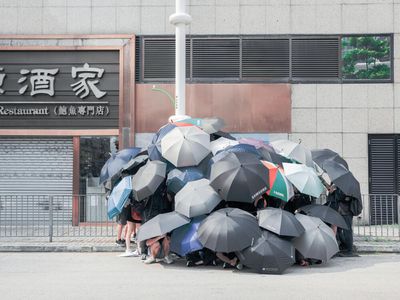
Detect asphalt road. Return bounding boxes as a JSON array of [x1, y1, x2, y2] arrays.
[[0, 253, 399, 300]]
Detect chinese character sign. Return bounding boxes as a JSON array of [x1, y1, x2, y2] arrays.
[[18, 68, 59, 96], [0, 67, 5, 95], [71, 63, 107, 99]]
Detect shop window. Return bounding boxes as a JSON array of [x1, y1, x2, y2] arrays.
[[342, 35, 392, 81]]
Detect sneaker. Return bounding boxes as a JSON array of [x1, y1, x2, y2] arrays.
[[141, 254, 147, 260], [236, 263, 243, 270], [143, 256, 156, 264], [115, 239, 124, 246], [119, 250, 137, 257], [164, 255, 174, 264], [222, 262, 229, 269], [130, 249, 140, 257], [186, 260, 195, 267]]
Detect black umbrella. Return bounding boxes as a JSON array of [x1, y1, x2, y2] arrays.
[[258, 147, 294, 167], [293, 214, 339, 262], [236, 230, 295, 274], [210, 152, 269, 203], [321, 160, 361, 201], [136, 211, 190, 242], [299, 204, 349, 229], [257, 208, 305, 238], [197, 208, 262, 252], [121, 155, 148, 175], [210, 131, 236, 141], [312, 148, 349, 170]]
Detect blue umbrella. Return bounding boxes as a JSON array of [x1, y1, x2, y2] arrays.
[[217, 143, 263, 159], [100, 147, 141, 184], [170, 215, 206, 257], [107, 176, 132, 219], [166, 167, 205, 194], [148, 123, 176, 161]]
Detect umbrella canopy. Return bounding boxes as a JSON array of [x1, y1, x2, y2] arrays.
[[99, 147, 142, 184], [271, 140, 314, 168], [293, 214, 339, 262], [257, 147, 294, 167], [210, 131, 236, 141], [210, 152, 269, 203], [210, 137, 239, 155], [283, 163, 325, 198], [312, 148, 349, 170], [321, 160, 361, 201], [257, 208, 305, 238], [121, 155, 148, 175], [161, 126, 211, 167], [107, 176, 132, 219], [136, 211, 190, 242], [166, 167, 204, 194], [239, 138, 276, 153], [131, 160, 167, 201], [147, 123, 176, 162], [299, 204, 349, 229], [170, 215, 206, 257], [219, 143, 263, 160], [177, 117, 225, 134], [198, 208, 262, 252], [261, 161, 294, 202], [236, 230, 295, 274], [175, 179, 222, 218]]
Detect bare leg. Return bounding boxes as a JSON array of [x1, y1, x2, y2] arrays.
[[150, 242, 161, 259], [116, 224, 124, 240], [162, 236, 170, 257], [331, 224, 337, 235], [216, 253, 237, 266], [125, 221, 134, 251]]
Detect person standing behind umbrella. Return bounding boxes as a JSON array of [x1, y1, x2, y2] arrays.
[[325, 184, 345, 235], [337, 194, 356, 256], [284, 188, 315, 214]]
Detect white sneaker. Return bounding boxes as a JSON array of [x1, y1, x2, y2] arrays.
[[143, 256, 156, 264], [119, 250, 137, 257], [131, 249, 140, 257], [163, 255, 174, 264]]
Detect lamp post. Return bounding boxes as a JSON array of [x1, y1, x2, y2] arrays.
[[169, 0, 191, 122]]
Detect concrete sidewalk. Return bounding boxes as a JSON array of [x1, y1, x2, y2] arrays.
[[0, 237, 400, 253]]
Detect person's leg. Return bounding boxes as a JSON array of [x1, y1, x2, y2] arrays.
[[162, 237, 173, 264], [216, 252, 236, 267], [116, 223, 123, 240], [144, 242, 161, 264], [125, 221, 134, 252], [342, 215, 354, 253], [331, 224, 337, 236]]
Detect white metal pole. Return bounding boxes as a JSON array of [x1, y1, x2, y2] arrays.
[[169, 0, 191, 122]]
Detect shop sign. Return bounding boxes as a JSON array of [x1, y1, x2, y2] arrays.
[[0, 50, 119, 129]]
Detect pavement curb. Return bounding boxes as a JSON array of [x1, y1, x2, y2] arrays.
[[0, 242, 399, 253]]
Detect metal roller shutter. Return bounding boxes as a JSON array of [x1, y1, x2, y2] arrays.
[[0, 137, 73, 195], [368, 135, 398, 224]]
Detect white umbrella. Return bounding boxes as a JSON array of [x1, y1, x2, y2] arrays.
[[161, 126, 211, 167], [282, 163, 326, 198], [174, 178, 222, 218], [210, 137, 239, 155], [271, 140, 314, 168]]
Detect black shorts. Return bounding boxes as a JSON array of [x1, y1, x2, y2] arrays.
[[117, 205, 134, 225]]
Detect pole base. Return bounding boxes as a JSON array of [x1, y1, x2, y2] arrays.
[[168, 115, 191, 123]]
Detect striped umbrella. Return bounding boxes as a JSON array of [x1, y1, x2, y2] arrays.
[[261, 161, 294, 202]]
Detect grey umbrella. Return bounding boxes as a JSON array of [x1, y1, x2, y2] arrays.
[[174, 178, 222, 218], [131, 160, 167, 201], [236, 230, 295, 274], [161, 126, 211, 167], [299, 204, 349, 229], [136, 211, 190, 242], [293, 214, 339, 262], [197, 208, 262, 252], [321, 160, 362, 201], [257, 208, 305, 238], [311, 148, 349, 170]]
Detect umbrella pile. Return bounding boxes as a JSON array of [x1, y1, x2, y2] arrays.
[[102, 117, 361, 274]]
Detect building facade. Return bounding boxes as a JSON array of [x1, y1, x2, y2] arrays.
[[0, 0, 399, 223]]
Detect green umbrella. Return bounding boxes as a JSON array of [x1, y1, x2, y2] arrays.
[[261, 160, 294, 202]]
